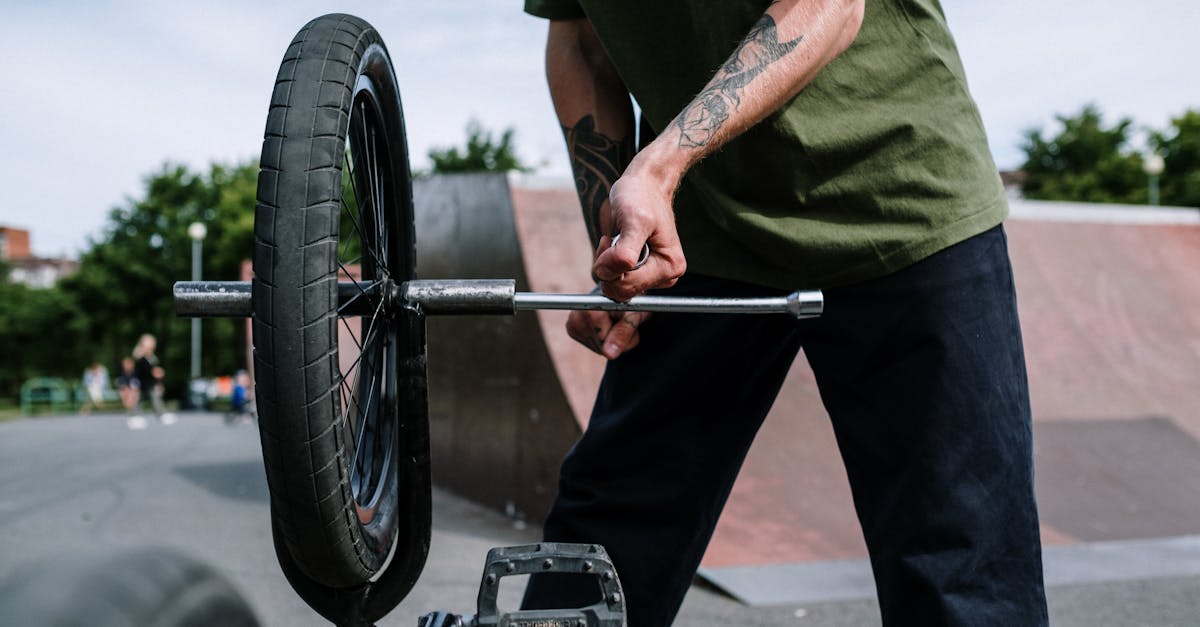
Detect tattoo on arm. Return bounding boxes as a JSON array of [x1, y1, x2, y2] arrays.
[[675, 14, 802, 149], [563, 115, 634, 247]]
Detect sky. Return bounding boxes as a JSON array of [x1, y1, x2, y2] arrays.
[[1, 0, 1197, 258]]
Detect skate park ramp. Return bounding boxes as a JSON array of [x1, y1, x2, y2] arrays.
[[412, 173, 601, 524], [698, 200, 1200, 604], [412, 174, 1200, 604]]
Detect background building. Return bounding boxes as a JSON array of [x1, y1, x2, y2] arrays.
[[0, 226, 78, 288]]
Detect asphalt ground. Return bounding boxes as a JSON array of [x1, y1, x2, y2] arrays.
[[0, 412, 1197, 626]]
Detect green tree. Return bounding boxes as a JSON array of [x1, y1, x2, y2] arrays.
[[1019, 104, 1148, 204], [58, 161, 258, 401], [1151, 109, 1200, 207], [427, 119, 533, 174], [0, 273, 86, 398]]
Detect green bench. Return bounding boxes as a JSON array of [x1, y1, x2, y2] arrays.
[[19, 377, 75, 415]]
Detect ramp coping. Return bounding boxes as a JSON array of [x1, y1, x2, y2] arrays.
[[698, 534, 1200, 607], [1009, 198, 1200, 224]]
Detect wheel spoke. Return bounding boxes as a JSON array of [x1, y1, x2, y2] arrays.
[[339, 298, 387, 496], [350, 338, 385, 483], [338, 297, 386, 396], [337, 100, 392, 490], [370, 124, 387, 273], [340, 101, 396, 507], [359, 101, 384, 277], [340, 195, 386, 273], [338, 313, 363, 352], [341, 112, 387, 273], [337, 297, 386, 468], [335, 258, 375, 316], [336, 287, 368, 315]]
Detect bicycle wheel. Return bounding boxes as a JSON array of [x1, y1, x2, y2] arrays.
[[252, 13, 425, 589], [0, 549, 260, 627]]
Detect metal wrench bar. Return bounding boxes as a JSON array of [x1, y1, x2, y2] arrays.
[[513, 292, 822, 317], [173, 280, 823, 319]]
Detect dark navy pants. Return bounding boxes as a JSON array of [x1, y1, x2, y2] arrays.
[[523, 226, 1048, 626]]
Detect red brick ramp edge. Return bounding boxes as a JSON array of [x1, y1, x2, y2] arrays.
[[698, 534, 1200, 606]]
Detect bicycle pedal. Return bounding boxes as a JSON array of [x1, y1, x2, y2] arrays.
[[474, 543, 625, 627], [420, 543, 625, 627]]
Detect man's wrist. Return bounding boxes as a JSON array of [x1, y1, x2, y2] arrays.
[[624, 139, 690, 198]]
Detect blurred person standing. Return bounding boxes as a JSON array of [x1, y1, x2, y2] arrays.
[[80, 362, 109, 414], [133, 334, 176, 425], [116, 357, 144, 429]]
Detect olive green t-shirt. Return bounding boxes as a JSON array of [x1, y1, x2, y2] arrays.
[[525, 0, 1006, 289]]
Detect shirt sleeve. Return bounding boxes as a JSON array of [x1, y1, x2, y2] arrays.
[[524, 0, 585, 20]]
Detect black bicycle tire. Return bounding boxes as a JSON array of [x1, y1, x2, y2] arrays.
[[252, 13, 420, 589], [0, 548, 260, 627]]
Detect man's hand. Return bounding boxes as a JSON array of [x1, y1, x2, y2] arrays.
[[591, 160, 687, 302], [587, 0, 863, 304], [566, 309, 650, 360]]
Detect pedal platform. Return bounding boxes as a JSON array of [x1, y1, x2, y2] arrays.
[[419, 543, 625, 627]]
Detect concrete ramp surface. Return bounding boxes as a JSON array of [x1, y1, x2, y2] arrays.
[[412, 176, 1200, 603]]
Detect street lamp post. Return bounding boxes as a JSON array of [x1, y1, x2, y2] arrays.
[[187, 222, 207, 380], [1144, 153, 1165, 206]]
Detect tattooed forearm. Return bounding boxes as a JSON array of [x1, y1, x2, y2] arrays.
[[675, 14, 802, 149], [563, 115, 635, 247]]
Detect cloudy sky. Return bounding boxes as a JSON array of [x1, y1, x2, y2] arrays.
[[1, 0, 1197, 257]]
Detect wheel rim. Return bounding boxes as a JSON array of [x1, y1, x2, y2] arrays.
[[337, 79, 401, 532]]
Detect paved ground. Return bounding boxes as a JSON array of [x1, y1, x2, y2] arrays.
[[1, 412, 1198, 626]]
